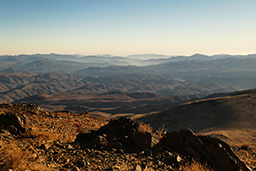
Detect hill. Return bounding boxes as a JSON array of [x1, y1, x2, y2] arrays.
[[137, 89, 256, 146], [13, 92, 186, 118], [0, 73, 84, 103], [0, 54, 138, 74], [1, 73, 233, 104]]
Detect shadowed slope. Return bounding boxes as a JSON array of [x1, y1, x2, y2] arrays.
[[138, 89, 256, 146]]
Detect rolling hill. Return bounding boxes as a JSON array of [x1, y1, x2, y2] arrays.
[[0, 73, 233, 103], [12, 92, 186, 118], [137, 89, 256, 146]]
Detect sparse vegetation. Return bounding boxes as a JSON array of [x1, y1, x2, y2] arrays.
[[0, 140, 49, 171], [180, 160, 213, 171], [156, 125, 166, 139], [138, 123, 153, 133], [23, 128, 59, 141]]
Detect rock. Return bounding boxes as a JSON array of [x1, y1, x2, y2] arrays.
[[67, 144, 73, 149], [151, 132, 161, 147], [132, 132, 152, 151], [0, 112, 27, 135], [241, 144, 250, 150], [135, 164, 142, 171], [179, 128, 194, 136], [97, 117, 138, 137], [176, 155, 182, 163], [213, 146, 239, 171], [155, 130, 251, 171], [199, 136, 251, 171], [180, 129, 203, 152], [160, 131, 183, 149], [75, 117, 154, 152], [95, 135, 108, 147], [39, 143, 51, 150]]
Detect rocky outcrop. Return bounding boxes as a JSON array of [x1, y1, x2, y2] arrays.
[[76, 118, 251, 171], [75, 117, 154, 152], [0, 112, 27, 135], [199, 135, 252, 171], [156, 129, 251, 171]]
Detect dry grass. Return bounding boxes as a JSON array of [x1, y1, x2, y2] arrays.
[[0, 103, 108, 170], [138, 123, 153, 133], [0, 140, 50, 171], [62, 134, 76, 143], [23, 128, 59, 141], [180, 160, 213, 171], [156, 126, 166, 139], [198, 129, 256, 147]]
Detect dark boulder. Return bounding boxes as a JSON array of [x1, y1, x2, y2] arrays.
[[0, 112, 27, 135], [155, 129, 251, 171], [199, 136, 251, 171], [157, 131, 183, 150], [132, 131, 152, 150], [75, 117, 153, 152]]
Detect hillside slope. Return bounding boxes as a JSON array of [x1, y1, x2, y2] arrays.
[[0, 103, 254, 170], [138, 89, 256, 146]]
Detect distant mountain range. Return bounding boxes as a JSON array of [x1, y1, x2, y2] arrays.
[[1, 53, 256, 109], [0, 72, 233, 103], [2, 53, 256, 74]]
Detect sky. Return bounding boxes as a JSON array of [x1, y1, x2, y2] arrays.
[[0, 0, 256, 56]]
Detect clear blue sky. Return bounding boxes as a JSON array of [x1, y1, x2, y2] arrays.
[[0, 0, 255, 56]]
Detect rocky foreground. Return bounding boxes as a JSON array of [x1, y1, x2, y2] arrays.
[[0, 103, 255, 171]]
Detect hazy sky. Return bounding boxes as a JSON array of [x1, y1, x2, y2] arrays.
[[0, 0, 256, 56]]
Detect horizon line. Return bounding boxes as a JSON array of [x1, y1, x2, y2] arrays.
[[1, 52, 256, 58]]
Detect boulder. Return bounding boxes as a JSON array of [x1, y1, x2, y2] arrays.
[[180, 129, 204, 152], [0, 112, 27, 135], [155, 129, 251, 171], [75, 117, 153, 152], [132, 131, 152, 151], [199, 136, 251, 171], [157, 131, 183, 150]]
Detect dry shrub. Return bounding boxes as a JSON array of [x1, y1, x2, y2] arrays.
[[0, 140, 50, 171], [180, 160, 212, 171], [138, 123, 153, 133], [23, 128, 59, 141], [156, 126, 166, 139], [62, 134, 76, 143]]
